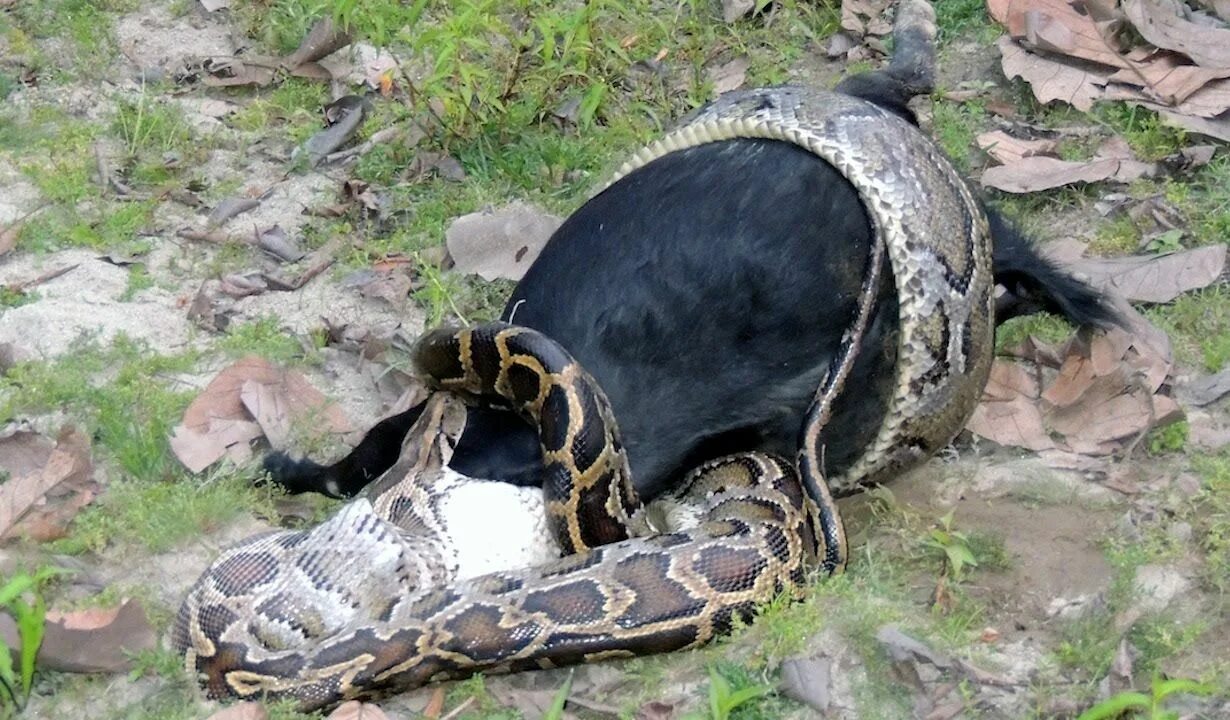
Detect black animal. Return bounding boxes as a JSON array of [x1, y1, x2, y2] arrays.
[[266, 71, 1114, 503]]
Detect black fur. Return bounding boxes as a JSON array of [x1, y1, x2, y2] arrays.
[[264, 78, 1117, 501]]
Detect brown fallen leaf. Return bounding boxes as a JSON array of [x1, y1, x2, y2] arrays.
[[255, 224, 305, 262], [422, 687, 447, 719], [202, 57, 277, 87], [445, 201, 563, 282], [205, 702, 269, 720], [989, 0, 1132, 69], [1147, 105, 1230, 142], [975, 130, 1058, 164], [981, 135, 1158, 192], [779, 654, 832, 713], [0, 220, 21, 256], [982, 155, 1140, 192], [1106, 49, 1230, 106], [409, 151, 466, 182], [208, 196, 261, 227], [1068, 244, 1227, 303], [707, 57, 750, 95], [1177, 369, 1230, 407], [37, 599, 156, 673], [1123, 0, 1230, 70], [997, 37, 1111, 112], [842, 0, 894, 38], [969, 307, 1179, 457], [0, 426, 96, 541], [169, 357, 353, 472], [284, 17, 353, 71], [966, 375, 1056, 451], [325, 701, 390, 720]]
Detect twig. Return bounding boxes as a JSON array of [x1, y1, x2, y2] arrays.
[[7, 263, 79, 292], [439, 696, 476, 720]]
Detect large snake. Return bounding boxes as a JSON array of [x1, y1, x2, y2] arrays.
[[175, 83, 994, 709]]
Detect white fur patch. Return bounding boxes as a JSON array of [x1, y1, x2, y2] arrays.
[[434, 468, 559, 580]]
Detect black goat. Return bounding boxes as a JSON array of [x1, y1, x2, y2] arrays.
[[265, 75, 1114, 502]]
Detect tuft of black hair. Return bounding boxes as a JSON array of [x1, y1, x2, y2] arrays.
[[988, 210, 1121, 329]]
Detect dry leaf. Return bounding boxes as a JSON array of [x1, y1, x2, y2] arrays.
[[202, 57, 277, 87], [990, 0, 1132, 69], [967, 380, 1056, 451], [707, 57, 750, 95], [976, 130, 1058, 164], [205, 702, 268, 720], [780, 654, 832, 712], [169, 357, 353, 472], [969, 306, 1179, 457], [981, 155, 1145, 192], [325, 701, 390, 720], [1068, 245, 1227, 303], [256, 225, 305, 262], [1123, 0, 1230, 70], [37, 599, 156, 673], [446, 202, 563, 282], [284, 17, 353, 70], [1147, 105, 1230, 142], [0, 220, 20, 256], [1177, 369, 1230, 407], [722, 0, 756, 24], [842, 0, 894, 37], [998, 37, 1111, 112], [1106, 50, 1230, 105], [0, 426, 95, 540], [423, 687, 447, 718], [208, 197, 261, 227]]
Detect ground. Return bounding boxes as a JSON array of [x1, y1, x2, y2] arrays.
[[0, 1, 1228, 719]]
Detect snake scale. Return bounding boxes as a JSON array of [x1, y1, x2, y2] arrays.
[[175, 84, 994, 709]]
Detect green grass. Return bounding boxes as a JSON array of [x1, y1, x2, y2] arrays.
[[47, 471, 269, 555], [6, 0, 138, 79], [1146, 287, 1230, 373], [1, 336, 197, 481], [112, 95, 203, 186], [1191, 455, 1230, 595], [930, 98, 988, 173], [933, 0, 997, 44], [1088, 215, 1143, 256], [1095, 102, 1188, 162], [217, 316, 315, 365]]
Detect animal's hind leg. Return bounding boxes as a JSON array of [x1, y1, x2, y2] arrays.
[[262, 404, 425, 498]]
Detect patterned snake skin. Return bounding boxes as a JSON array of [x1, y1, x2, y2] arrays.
[[174, 85, 994, 710]]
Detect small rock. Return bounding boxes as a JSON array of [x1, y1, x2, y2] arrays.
[[1167, 521, 1193, 544], [1133, 565, 1191, 613], [780, 654, 832, 712], [1047, 594, 1096, 620]]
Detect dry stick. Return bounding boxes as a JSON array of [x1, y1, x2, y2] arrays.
[[439, 696, 477, 720], [8, 263, 79, 292]]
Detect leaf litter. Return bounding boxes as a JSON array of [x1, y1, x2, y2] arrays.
[[169, 357, 354, 472], [0, 425, 97, 542], [989, 0, 1230, 139]]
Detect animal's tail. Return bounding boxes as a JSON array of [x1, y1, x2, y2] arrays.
[[835, 0, 1120, 330]]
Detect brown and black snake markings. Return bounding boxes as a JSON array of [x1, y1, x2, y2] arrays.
[[174, 322, 839, 709], [178, 2, 1116, 708], [176, 77, 1002, 709]]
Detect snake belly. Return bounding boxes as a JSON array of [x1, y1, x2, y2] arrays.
[[174, 322, 834, 709], [175, 85, 995, 709]]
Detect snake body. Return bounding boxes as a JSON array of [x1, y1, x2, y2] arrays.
[[175, 84, 993, 709]]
